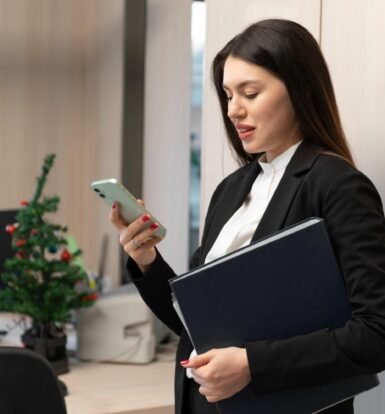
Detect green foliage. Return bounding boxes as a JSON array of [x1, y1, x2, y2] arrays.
[[0, 154, 97, 323]]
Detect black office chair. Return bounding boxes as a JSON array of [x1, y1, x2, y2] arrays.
[[0, 346, 67, 414]]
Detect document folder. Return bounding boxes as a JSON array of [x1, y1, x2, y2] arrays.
[[169, 217, 379, 414]]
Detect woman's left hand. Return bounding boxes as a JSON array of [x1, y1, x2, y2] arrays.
[[181, 347, 251, 403]]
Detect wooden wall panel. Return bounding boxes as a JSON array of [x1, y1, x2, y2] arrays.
[[0, 0, 124, 284]]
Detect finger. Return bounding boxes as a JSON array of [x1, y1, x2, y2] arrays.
[[190, 365, 208, 381], [191, 371, 204, 385], [127, 238, 141, 251], [129, 223, 162, 246], [118, 214, 153, 246], [137, 199, 145, 207], [132, 235, 164, 251], [119, 219, 159, 249], [198, 385, 219, 399], [123, 235, 163, 257], [181, 351, 213, 368], [109, 201, 151, 235], [109, 202, 129, 231], [206, 395, 221, 403], [122, 228, 164, 257]]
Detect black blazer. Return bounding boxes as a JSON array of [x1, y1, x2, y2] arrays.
[[129, 140, 385, 414]]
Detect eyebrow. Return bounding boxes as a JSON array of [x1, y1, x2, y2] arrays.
[[222, 80, 263, 91]]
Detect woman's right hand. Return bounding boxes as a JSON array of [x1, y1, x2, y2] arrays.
[[109, 200, 165, 273]]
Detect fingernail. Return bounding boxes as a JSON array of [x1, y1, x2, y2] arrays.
[[150, 223, 159, 230], [112, 202, 117, 209], [142, 214, 150, 222], [180, 360, 189, 365]]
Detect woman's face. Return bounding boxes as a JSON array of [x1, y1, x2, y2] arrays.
[[223, 56, 301, 162]]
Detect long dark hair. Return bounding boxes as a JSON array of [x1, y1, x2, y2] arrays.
[[212, 19, 354, 166]]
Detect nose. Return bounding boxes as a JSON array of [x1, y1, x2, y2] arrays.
[[227, 97, 246, 121]]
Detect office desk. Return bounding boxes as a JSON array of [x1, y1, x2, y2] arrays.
[[62, 359, 174, 414]]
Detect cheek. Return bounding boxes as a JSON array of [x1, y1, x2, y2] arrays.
[[256, 95, 296, 131]]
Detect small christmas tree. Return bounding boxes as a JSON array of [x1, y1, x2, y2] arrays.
[[0, 154, 97, 372]]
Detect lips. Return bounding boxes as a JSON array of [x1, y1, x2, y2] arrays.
[[235, 123, 255, 140]]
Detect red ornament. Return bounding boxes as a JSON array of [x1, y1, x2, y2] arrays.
[[61, 249, 72, 262], [31, 229, 38, 236], [16, 240, 27, 247], [16, 252, 25, 259], [5, 224, 16, 234], [20, 200, 29, 206], [81, 293, 99, 302]]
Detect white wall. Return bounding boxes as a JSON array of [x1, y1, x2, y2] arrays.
[[321, 2, 385, 410], [143, 0, 191, 274], [321, 0, 385, 205]]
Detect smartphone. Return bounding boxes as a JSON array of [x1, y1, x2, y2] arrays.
[[91, 178, 167, 238]]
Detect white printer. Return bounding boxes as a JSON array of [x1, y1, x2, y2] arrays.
[[77, 284, 169, 364]]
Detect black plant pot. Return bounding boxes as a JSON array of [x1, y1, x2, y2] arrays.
[[21, 322, 69, 376]]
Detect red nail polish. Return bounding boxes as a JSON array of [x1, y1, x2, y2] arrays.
[[150, 223, 159, 230], [142, 214, 150, 222], [112, 202, 117, 209], [180, 360, 189, 365]]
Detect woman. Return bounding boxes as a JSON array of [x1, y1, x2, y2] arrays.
[[110, 19, 385, 414]]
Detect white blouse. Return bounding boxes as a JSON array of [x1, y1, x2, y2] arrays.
[[204, 141, 303, 264]]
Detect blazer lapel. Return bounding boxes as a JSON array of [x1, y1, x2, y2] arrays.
[[201, 161, 261, 262], [251, 140, 322, 241]]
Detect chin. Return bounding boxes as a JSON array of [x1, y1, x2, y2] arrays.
[[242, 142, 265, 154]]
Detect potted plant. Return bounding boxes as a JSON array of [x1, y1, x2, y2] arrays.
[[0, 154, 98, 378]]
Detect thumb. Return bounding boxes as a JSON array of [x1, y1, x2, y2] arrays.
[[180, 351, 212, 368]]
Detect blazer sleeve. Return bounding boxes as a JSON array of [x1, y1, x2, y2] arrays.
[[127, 251, 183, 335], [245, 168, 385, 394], [128, 244, 205, 336]]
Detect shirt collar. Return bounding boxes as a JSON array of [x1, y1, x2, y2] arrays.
[[258, 140, 303, 174]]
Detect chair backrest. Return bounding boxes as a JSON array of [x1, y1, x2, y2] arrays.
[[0, 346, 67, 414]]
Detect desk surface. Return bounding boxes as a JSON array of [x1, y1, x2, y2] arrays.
[[62, 358, 175, 414]]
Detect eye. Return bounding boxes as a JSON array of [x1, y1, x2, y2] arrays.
[[245, 93, 258, 100], [225, 95, 232, 102]]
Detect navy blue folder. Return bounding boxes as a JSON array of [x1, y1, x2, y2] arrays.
[[169, 217, 379, 414]]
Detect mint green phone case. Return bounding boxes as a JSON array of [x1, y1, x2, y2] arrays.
[[91, 178, 167, 238]]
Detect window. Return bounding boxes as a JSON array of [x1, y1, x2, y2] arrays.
[[189, 1, 206, 256]]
